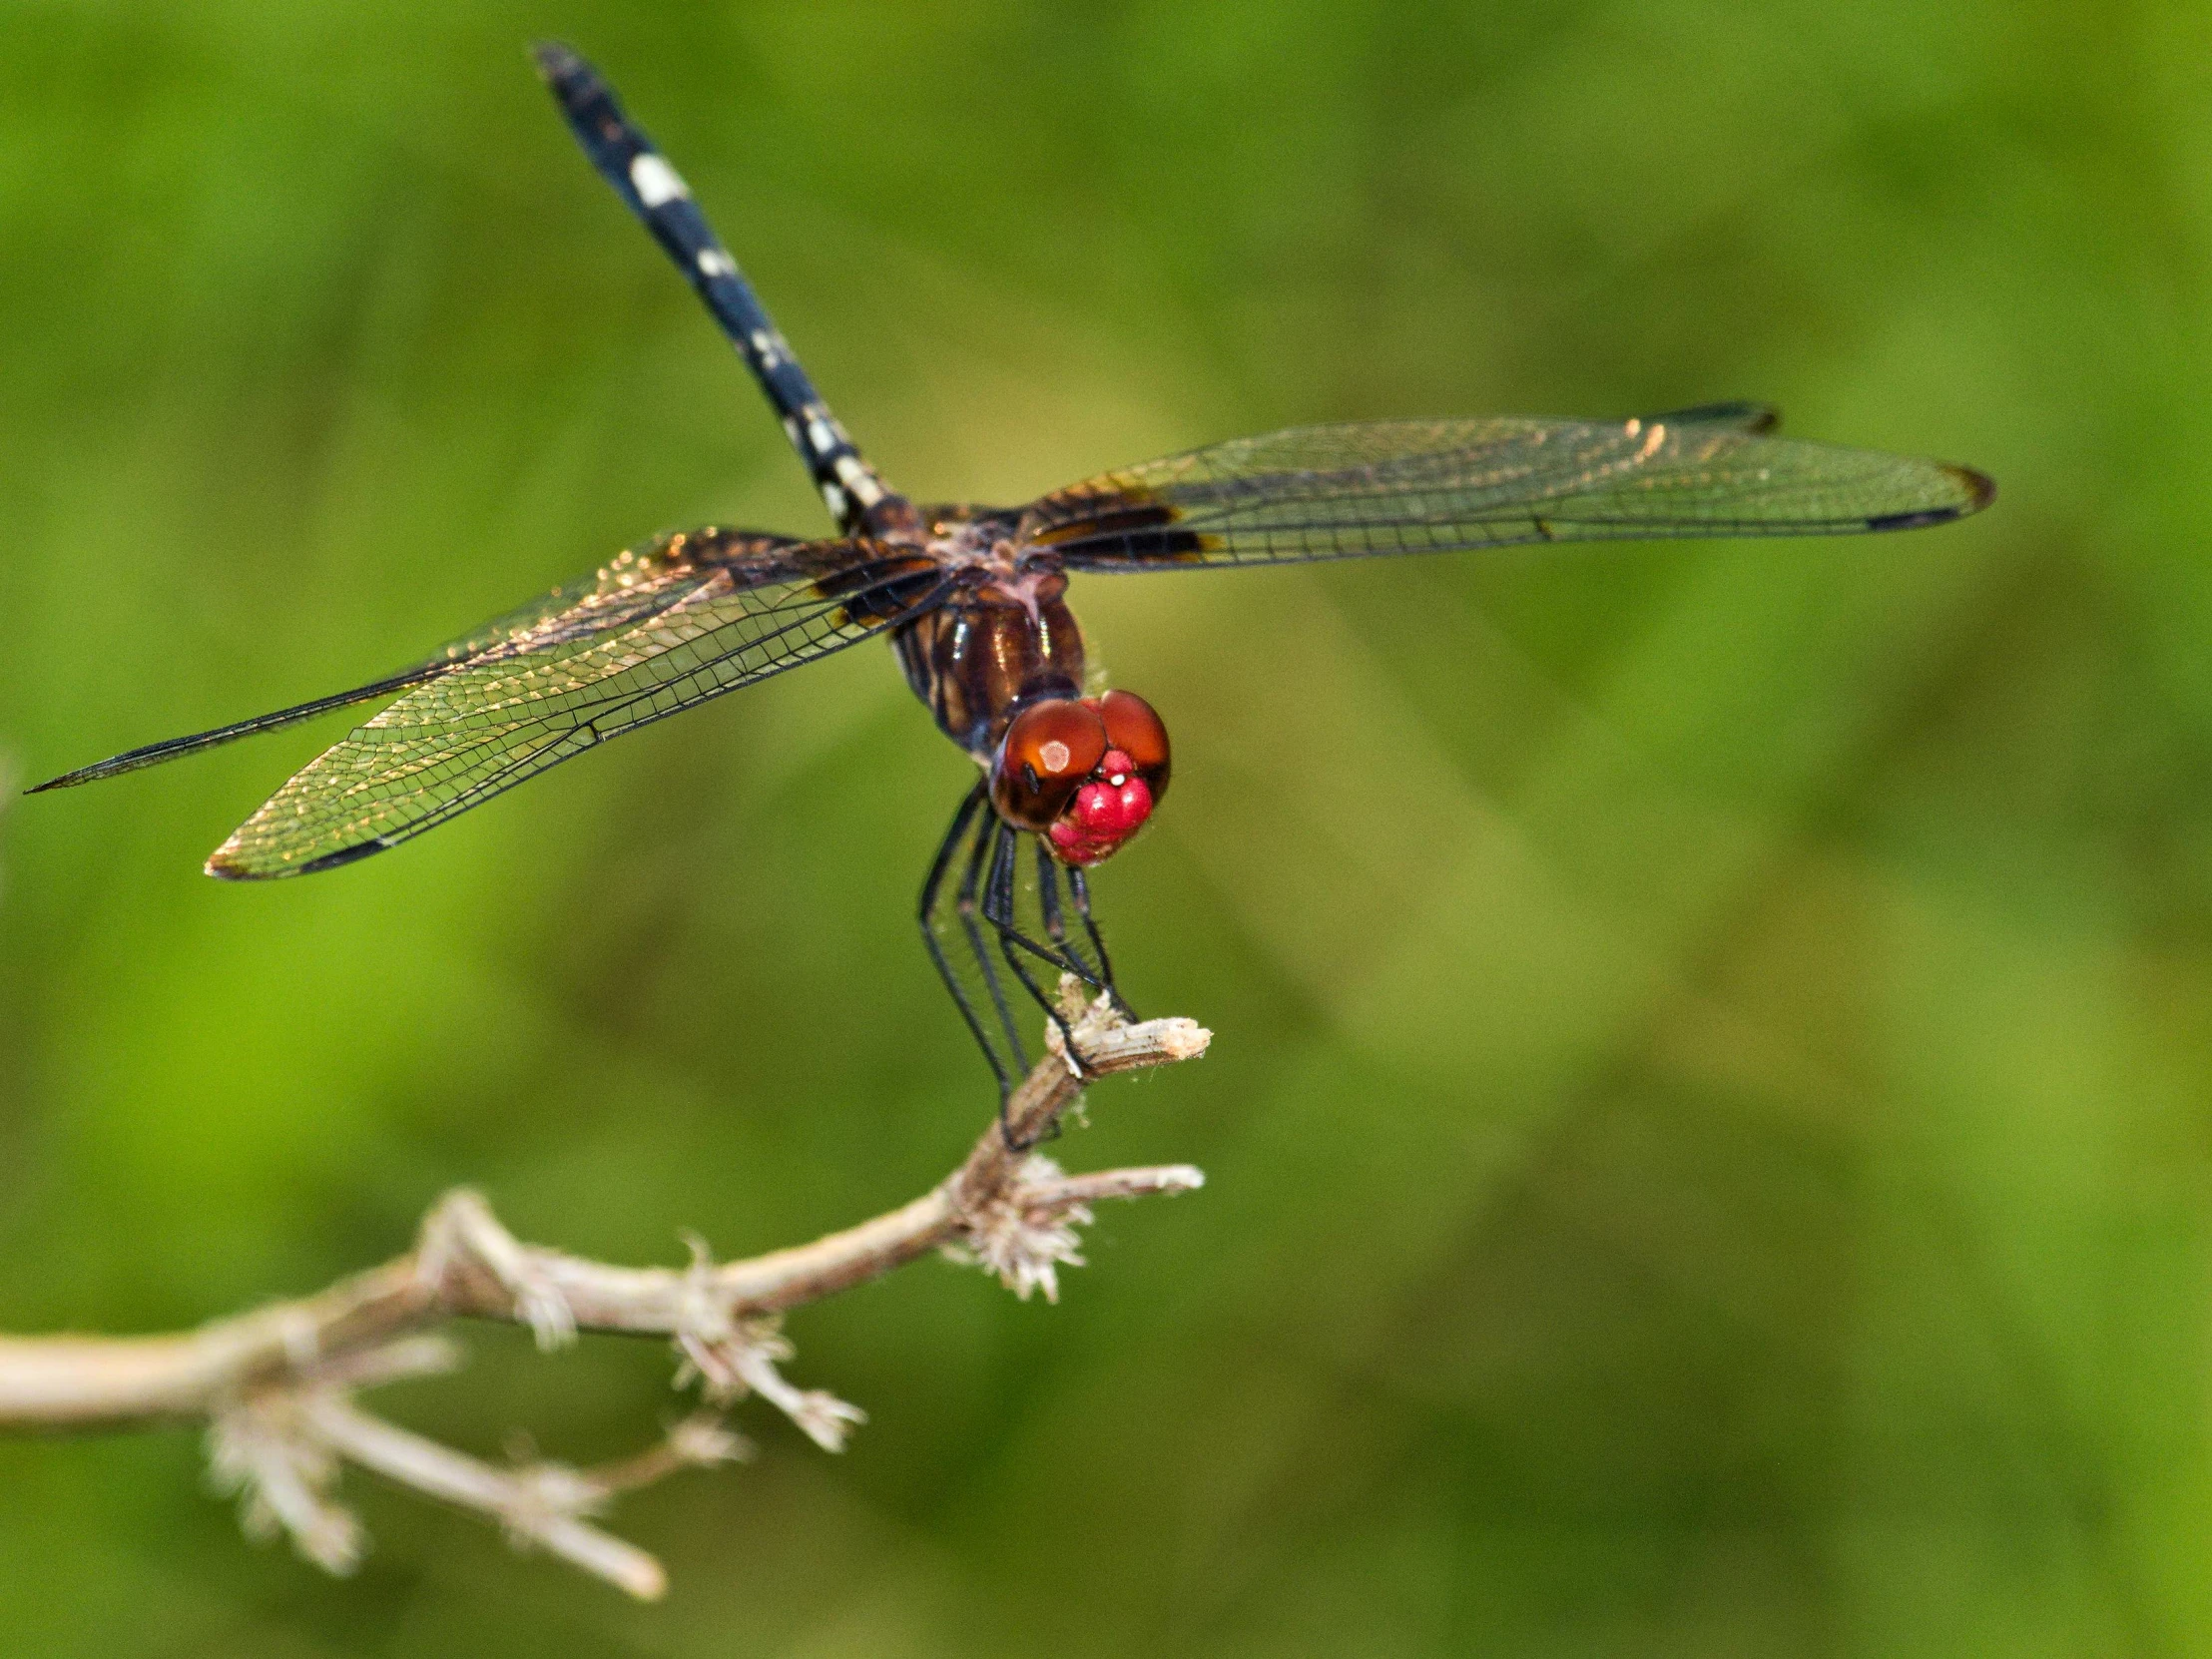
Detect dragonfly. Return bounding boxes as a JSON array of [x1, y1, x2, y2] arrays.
[[34, 43, 1994, 1120]]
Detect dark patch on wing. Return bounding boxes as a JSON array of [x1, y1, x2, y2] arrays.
[[1651, 401, 1782, 434], [1865, 467, 1995, 529], [812, 552, 950, 625], [1014, 417, 1993, 572], [1019, 488, 1222, 564]]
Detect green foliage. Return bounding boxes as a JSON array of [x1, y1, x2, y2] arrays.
[[3, 1, 2208, 1653]]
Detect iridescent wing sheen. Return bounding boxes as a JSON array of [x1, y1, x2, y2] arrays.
[[1014, 404, 1992, 571], [34, 554, 730, 794], [37, 530, 947, 878]]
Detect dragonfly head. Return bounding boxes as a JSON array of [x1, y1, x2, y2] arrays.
[[991, 690, 1171, 865]]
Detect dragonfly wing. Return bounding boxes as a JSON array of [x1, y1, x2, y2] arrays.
[[64, 530, 946, 878], [1016, 413, 1991, 572], [1646, 400, 1781, 433], [30, 667, 458, 791], [31, 531, 822, 794]]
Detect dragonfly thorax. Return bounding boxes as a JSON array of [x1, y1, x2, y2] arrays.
[[891, 568, 1087, 758]]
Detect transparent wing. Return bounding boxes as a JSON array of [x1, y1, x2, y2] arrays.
[[33, 545, 757, 795], [205, 532, 947, 878], [38, 529, 948, 877], [1015, 406, 1991, 571]]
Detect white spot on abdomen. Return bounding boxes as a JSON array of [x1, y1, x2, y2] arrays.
[[697, 248, 737, 277], [630, 154, 689, 208], [833, 453, 885, 507]]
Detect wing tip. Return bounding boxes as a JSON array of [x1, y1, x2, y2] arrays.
[[1865, 464, 1996, 532], [26, 754, 136, 793], [205, 837, 392, 882], [1948, 463, 1997, 514]]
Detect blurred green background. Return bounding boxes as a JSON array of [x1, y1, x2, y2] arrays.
[[3, 1, 2209, 1654]]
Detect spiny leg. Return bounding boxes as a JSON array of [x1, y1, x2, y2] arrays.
[[916, 795, 1126, 1145], [985, 823, 1058, 1017], [1034, 840, 1088, 978], [980, 825, 1083, 1148], [532, 44, 902, 536], [1065, 864, 1129, 1018], [956, 796, 1029, 1083], [986, 830, 1095, 997], [1034, 841, 1114, 995], [979, 828, 1105, 1073], [969, 834, 1098, 991], [917, 783, 1016, 1098]]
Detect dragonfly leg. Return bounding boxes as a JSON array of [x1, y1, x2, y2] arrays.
[[979, 825, 1142, 1147], [1064, 863, 1130, 1019], [957, 796, 1030, 1090], [1034, 842, 1134, 1016], [1033, 840, 1088, 979], [916, 793, 1123, 1142], [917, 781, 1020, 1099], [987, 835, 1099, 1004], [962, 812, 1040, 1085], [972, 824, 1077, 1148], [533, 44, 906, 537]]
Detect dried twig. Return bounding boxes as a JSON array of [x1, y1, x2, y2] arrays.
[[0, 983, 1208, 1597]]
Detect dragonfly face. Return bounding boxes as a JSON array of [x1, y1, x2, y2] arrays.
[[28, 43, 1995, 1136], [990, 691, 1173, 865]]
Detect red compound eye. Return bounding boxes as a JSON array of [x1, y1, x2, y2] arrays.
[[1098, 689, 1170, 803], [1034, 690, 1173, 865], [991, 699, 1107, 831]]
